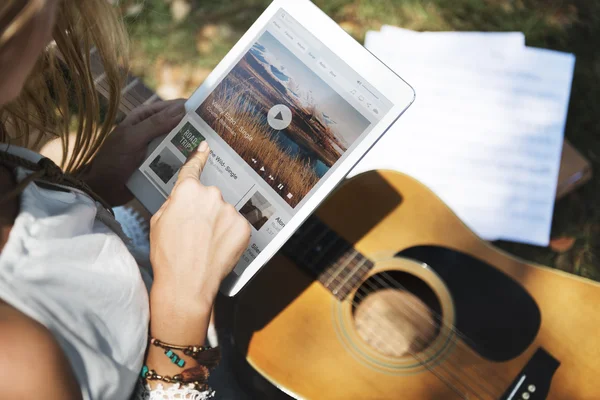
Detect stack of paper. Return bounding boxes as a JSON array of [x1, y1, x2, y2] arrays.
[[349, 26, 576, 246]]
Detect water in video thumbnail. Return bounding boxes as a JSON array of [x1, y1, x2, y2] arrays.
[[196, 31, 370, 207]]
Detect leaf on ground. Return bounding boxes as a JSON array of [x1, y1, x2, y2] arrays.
[[171, 0, 191, 22], [339, 21, 360, 36], [550, 236, 576, 253], [196, 24, 220, 54], [125, 4, 144, 17], [155, 63, 187, 100]]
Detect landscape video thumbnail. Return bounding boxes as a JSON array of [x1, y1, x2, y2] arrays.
[[196, 31, 370, 207], [240, 191, 276, 231]]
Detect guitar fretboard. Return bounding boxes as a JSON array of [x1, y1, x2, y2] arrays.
[[284, 215, 373, 301]]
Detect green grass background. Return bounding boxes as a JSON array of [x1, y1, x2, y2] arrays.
[[123, 0, 600, 281]]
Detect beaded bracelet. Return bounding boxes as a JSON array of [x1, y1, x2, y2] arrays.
[[140, 365, 210, 392], [150, 337, 213, 359], [164, 349, 185, 368]]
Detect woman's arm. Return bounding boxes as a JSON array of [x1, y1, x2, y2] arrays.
[[0, 301, 83, 400], [144, 288, 214, 386], [0, 143, 249, 399], [141, 142, 251, 392]]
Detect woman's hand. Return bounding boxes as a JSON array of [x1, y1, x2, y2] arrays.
[[83, 99, 186, 207], [148, 142, 251, 343]]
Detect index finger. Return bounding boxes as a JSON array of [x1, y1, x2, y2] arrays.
[[176, 141, 210, 184]]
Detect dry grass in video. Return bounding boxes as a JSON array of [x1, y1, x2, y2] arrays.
[[197, 47, 358, 207], [201, 86, 319, 207]]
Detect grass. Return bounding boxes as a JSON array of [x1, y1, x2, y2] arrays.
[[198, 67, 320, 207], [123, 0, 600, 282]]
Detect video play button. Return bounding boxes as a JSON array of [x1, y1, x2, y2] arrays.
[[267, 104, 292, 130]]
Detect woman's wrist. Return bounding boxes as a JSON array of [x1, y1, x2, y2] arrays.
[[145, 283, 216, 388], [148, 280, 216, 342], [151, 274, 219, 312]]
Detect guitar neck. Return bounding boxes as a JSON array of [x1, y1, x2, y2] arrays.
[[284, 215, 374, 300]]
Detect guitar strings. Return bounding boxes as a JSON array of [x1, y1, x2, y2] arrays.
[[349, 280, 485, 399], [286, 230, 478, 398], [351, 299, 473, 399], [322, 255, 501, 400], [300, 219, 509, 395], [290, 227, 475, 399], [292, 219, 507, 394], [324, 246, 508, 398], [294, 237, 488, 400], [353, 273, 503, 399], [290, 228, 506, 399], [366, 268, 510, 395]]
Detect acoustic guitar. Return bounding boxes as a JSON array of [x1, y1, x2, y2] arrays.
[[214, 170, 600, 400]]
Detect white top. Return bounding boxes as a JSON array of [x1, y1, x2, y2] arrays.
[[0, 145, 213, 400], [0, 144, 149, 399]]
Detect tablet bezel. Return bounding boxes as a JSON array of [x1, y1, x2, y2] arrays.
[[132, 0, 415, 296]]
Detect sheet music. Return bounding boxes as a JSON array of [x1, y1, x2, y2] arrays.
[[379, 25, 526, 48], [350, 30, 575, 246]]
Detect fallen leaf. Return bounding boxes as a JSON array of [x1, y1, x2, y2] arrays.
[[171, 0, 191, 22], [155, 64, 187, 100], [125, 3, 144, 17], [200, 24, 219, 40], [339, 21, 360, 36], [196, 38, 213, 54], [550, 236, 576, 253], [189, 68, 212, 87]]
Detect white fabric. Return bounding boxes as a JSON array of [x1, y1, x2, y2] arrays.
[[0, 144, 149, 399], [134, 381, 215, 400], [0, 145, 212, 400]]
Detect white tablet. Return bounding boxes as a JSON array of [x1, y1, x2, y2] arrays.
[[127, 0, 415, 296]]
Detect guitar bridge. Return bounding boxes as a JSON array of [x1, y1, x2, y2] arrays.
[[500, 348, 560, 400]]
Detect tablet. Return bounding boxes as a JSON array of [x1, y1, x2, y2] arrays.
[[127, 0, 415, 296]]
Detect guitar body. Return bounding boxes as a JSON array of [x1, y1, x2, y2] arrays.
[[219, 171, 600, 399]]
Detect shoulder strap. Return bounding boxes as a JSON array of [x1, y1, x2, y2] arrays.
[[0, 150, 114, 215]]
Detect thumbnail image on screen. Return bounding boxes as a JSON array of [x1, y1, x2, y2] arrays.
[[240, 191, 276, 231], [171, 122, 206, 158], [149, 146, 184, 184], [196, 30, 370, 207]]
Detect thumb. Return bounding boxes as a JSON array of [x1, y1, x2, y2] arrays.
[[176, 141, 210, 184], [151, 196, 171, 224], [133, 101, 186, 145]]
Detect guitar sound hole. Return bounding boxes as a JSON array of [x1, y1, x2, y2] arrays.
[[352, 271, 442, 358]]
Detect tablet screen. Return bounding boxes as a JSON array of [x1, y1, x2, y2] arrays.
[[138, 10, 392, 273]]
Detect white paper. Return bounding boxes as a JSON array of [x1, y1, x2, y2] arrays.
[[350, 30, 575, 246], [380, 25, 526, 48]]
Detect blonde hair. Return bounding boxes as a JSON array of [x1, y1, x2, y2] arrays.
[[0, 0, 128, 173]]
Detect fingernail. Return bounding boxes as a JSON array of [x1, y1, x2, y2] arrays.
[[198, 141, 208, 152], [168, 103, 186, 117]]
